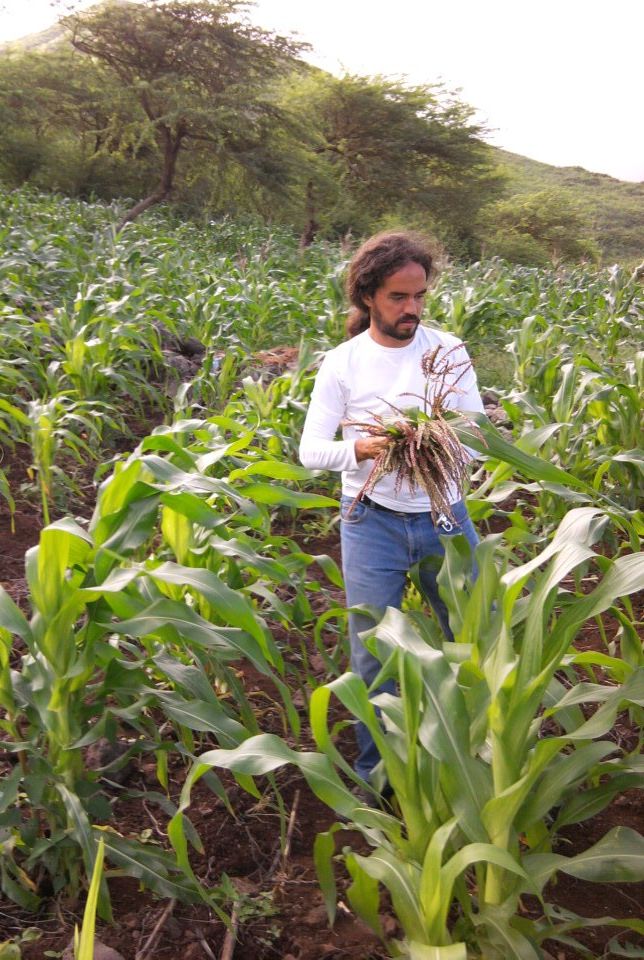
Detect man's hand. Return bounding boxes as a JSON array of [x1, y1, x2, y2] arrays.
[[355, 435, 390, 462]]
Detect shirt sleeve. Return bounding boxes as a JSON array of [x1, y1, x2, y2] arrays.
[[299, 354, 359, 472]]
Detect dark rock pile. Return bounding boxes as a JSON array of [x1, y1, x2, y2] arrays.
[[152, 321, 207, 394]]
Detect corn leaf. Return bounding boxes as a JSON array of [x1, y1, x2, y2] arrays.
[[314, 829, 339, 926], [75, 839, 105, 960]]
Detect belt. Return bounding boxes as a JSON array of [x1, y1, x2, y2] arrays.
[[362, 495, 455, 530], [362, 495, 410, 517]]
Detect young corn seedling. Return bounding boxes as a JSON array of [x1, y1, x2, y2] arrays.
[[26, 396, 106, 523]]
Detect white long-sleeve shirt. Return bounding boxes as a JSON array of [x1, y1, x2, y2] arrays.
[[299, 325, 484, 512]]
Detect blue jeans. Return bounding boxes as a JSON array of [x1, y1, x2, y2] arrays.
[[340, 495, 479, 781]]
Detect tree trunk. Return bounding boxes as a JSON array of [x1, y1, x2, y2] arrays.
[[299, 179, 319, 248], [117, 124, 184, 230]]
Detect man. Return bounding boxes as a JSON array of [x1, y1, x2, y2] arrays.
[[299, 231, 484, 789]]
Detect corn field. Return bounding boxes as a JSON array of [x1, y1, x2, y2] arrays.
[[0, 189, 642, 960]]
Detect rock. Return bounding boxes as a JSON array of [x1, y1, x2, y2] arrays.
[[152, 320, 181, 352], [180, 336, 206, 358], [487, 405, 510, 424], [151, 323, 206, 395], [163, 351, 197, 378], [301, 904, 331, 927], [484, 402, 513, 428], [85, 738, 134, 785], [63, 939, 125, 960], [183, 943, 203, 959]]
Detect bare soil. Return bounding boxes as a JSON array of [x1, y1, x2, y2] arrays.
[[0, 446, 642, 960]]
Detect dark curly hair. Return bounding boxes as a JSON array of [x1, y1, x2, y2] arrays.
[[346, 231, 434, 338]]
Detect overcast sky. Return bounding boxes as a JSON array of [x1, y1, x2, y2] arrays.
[[1, 0, 642, 182]]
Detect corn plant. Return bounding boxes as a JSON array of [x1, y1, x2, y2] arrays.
[[25, 396, 111, 523], [0, 412, 343, 915], [454, 412, 643, 554], [0, 516, 205, 914], [192, 508, 644, 958], [0, 466, 17, 534]]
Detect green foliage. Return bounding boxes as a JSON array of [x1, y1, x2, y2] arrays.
[[0, 5, 503, 244], [491, 148, 644, 265], [0, 47, 147, 197], [26, 396, 109, 523], [282, 71, 501, 245], [0, 190, 641, 954], [62, 0, 305, 224], [203, 517, 644, 957], [479, 189, 600, 265], [0, 415, 341, 914], [0, 8, 640, 259], [0, 188, 641, 524], [74, 838, 104, 960]]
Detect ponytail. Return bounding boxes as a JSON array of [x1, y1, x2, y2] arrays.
[[346, 306, 370, 338]]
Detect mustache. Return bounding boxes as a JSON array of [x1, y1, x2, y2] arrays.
[[397, 314, 419, 324]]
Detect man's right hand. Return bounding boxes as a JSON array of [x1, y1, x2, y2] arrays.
[[355, 435, 391, 462]]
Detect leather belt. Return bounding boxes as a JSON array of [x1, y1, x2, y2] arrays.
[[362, 495, 410, 516], [362, 495, 454, 530]]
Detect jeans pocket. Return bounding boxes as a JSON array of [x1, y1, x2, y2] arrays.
[[340, 496, 367, 524]]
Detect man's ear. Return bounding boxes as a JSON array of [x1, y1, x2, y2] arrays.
[[362, 294, 373, 310]]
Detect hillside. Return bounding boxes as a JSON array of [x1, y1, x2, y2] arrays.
[[0, 21, 71, 53], [492, 148, 643, 264]]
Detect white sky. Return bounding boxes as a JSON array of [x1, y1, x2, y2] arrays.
[[1, 0, 643, 182]]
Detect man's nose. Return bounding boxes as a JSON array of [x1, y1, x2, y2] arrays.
[[403, 296, 419, 314]]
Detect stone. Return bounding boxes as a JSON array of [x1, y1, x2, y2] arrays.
[[180, 336, 206, 358], [85, 738, 134, 785], [152, 321, 181, 352], [62, 939, 125, 960], [182, 943, 203, 959]]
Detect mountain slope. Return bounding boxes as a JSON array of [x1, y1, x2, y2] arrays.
[[491, 148, 643, 264]]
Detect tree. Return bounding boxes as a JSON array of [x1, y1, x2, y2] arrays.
[[479, 189, 600, 265], [282, 72, 503, 246], [64, 0, 305, 227], [0, 48, 147, 194]]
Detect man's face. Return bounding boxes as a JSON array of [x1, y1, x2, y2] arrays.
[[364, 261, 428, 348]]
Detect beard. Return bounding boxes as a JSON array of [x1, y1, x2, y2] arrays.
[[370, 305, 419, 342]]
